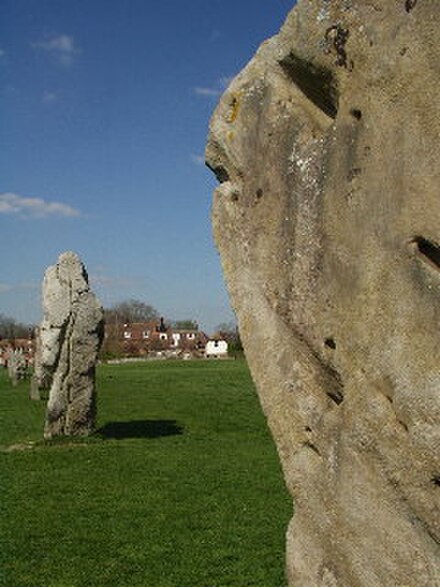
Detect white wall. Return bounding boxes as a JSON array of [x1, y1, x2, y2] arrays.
[[206, 340, 228, 357]]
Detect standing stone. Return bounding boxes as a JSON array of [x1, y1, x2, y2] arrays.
[[207, 1, 440, 585], [7, 349, 27, 387], [40, 252, 104, 438], [29, 377, 41, 400], [30, 327, 46, 400]]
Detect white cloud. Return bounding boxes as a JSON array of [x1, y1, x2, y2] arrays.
[[193, 76, 234, 99], [0, 193, 81, 219], [33, 34, 80, 66], [190, 154, 205, 166], [42, 90, 57, 103], [194, 86, 222, 98]]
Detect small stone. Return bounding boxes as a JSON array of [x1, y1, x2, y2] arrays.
[[7, 349, 27, 387]]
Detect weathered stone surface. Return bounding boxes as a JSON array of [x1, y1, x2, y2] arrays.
[[29, 327, 43, 400], [207, 1, 440, 585], [41, 252, 104, 438], [7, 349, 27, 387], [29, 377, 41, 400]]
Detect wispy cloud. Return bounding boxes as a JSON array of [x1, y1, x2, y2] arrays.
[[90, 271, 141, 293], [91, 275, 138, 288], [0, 282, 38, 294], [194, 86, 222, 98], [0, 49, 6, 58], [190, 154, 205, 166], [42, 90, 58, 104], [32, 34, 80, 66], [0, 192, 81, 219], [193, 76, 234, 99]]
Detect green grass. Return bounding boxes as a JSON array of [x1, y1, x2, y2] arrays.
[[0, 360, 291, 587]]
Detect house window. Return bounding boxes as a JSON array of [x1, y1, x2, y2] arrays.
[[214, 340, 219, 347], [159, 333, 168, 341], [187, 333, 195, 340], [124, 331, 131, 339], [142, 331, 150, 339]]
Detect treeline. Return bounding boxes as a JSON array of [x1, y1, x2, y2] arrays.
[[103, 299, 198, 330], [100, 299, 202, 359], [1, 299, 242, 350], [104, 299, 159, 325], [0, 314, 34, 340]]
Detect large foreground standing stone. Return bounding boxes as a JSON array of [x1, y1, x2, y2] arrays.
[[41, 252, 104, 439], [207, 1, 440, 585]]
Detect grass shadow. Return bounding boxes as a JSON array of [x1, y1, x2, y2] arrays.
[[97, 419, 184, 440]]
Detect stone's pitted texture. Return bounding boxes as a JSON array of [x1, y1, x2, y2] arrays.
[[29, 378, 41, 401], [207, 1, 440, 585], [7, 350, 27, 387], [30, 327, 45, 400], [41, 252, 104, 439]]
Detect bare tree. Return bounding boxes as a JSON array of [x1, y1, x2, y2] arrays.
[[0, 313, 33, 340], [104, 299, 159, 325]]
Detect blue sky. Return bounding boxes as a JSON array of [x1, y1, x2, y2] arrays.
[[1, 0, 293, 333]]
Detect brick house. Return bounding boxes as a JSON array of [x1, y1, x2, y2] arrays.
[[0, 337, 35, 367], [105, 318, 209, 358]]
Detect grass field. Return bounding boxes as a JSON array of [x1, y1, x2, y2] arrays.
[[0, 360, 291, 587]]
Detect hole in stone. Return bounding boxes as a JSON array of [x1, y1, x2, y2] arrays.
[[256, 188, 263, 199], [303, 441, 320, 456], [432, 475, 440, 487], [348, 168, 362, 181], [398, 420, 409, 432], [405, 0, 417, 13], [231, 192, 239, 202], [350, 108, 362, 120], [324, 337, 336, 350], [279, 52, 339, 119], [325, 25, 351, 69], [327, 389, 343, 405], [411, 236, 440, 271], [206, 163, 230, 184]]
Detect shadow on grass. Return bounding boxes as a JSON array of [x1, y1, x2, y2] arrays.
[[97, 420, 184, 440]]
